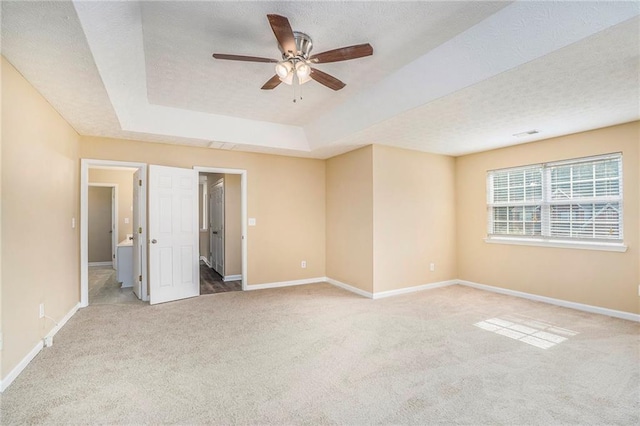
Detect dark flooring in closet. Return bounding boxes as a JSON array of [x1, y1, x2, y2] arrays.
[[200, 261, 242, 295]]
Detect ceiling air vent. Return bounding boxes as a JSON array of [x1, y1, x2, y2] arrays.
[[513, 129, 540, 137]]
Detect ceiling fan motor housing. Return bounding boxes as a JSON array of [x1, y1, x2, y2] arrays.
[[280, 31, 313, 60]]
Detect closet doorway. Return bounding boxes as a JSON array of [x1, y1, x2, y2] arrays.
[[196, 167, 247, 294]]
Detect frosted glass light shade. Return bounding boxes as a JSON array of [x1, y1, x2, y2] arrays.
[[275, 61, 292, 78], [279, 72, 294, 85], [295, 62, 311, 78]]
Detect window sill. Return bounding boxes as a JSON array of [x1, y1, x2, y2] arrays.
[[484, 236, 627, 252]]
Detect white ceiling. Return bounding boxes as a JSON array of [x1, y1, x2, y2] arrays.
[[1, 1, 638, 159]]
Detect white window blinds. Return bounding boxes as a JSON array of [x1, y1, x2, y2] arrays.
[[487, 153, 623, 242]]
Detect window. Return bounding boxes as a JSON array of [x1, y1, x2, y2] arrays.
[[486, 153, 624, 251]]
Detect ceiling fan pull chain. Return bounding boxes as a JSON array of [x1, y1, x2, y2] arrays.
[[298, 73, 303, 102], [293, 71, 298, 103], [292, 79, 296, 103]]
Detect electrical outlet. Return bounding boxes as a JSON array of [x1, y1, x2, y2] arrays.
[[39, 303, 45, 319], [429, 263, 435, 272], [0, 332, 3, 351], [301, 261, 307, 269]]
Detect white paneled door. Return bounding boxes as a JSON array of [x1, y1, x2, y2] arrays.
[[149, 165, 199, 304], [132, 169, 142, 300], [209, 180, 225, 276]]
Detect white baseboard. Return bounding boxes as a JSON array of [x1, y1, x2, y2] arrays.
[[223, 274, 242, 282], [89, 261, 112, 267], [44, 303, 81, 345], [373, 280, 458, 299], [325, 277, 458, 299], [0, 340, 43, 393], [325, 277, 374, 299], [199, 256, 211, 268], [0, 302, 80, 392], [458, 280, 640, 323], [246, 277, 325, 291]]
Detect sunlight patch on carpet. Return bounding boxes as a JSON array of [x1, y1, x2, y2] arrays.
[[474, 313, 578, 349]]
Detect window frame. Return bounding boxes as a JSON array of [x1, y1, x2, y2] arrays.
[[485, 153, 626, 252]]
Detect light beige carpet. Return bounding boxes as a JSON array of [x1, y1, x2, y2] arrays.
[[1, 283, 638, 424]]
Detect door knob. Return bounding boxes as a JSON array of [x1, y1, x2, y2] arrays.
[[151, 239, 157, 244]]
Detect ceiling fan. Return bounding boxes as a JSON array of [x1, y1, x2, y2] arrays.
[[212, 14, 373, 91]]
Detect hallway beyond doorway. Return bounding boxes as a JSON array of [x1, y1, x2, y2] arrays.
[[88, 265, 141, 305]]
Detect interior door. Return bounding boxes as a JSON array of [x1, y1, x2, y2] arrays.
[[88, 186, 113, 265], [209, 180, 225, 276], [149, 165, 199, 304], [132, 169, 142, 300], [111, 187, 117, 269]]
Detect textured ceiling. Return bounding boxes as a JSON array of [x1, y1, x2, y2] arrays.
[[330, 16, 640, 156], [142, 1, 509, 126], [0, 1, 120, 137], [1, 1, 638, 159]]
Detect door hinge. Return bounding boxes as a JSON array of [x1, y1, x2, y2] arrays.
[[139, 275, 142, 282], [113, 254, 115, 259], [138, 227, 142, 234], [139, 179, 142, 186]]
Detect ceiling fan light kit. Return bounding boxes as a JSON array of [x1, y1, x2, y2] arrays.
[[212, 14, 373, 94]]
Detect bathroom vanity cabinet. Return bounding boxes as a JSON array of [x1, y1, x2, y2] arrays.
[[116, 239, 133, 288]]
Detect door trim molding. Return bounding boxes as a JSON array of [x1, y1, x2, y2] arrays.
[[81, 159, 148, 307], [194, 166, 247, 291]]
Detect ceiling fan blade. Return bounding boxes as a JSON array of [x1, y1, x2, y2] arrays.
[[212, 53, 278, 63], [261, 75, 282, 90], [310, 68, 346, 91], [267, 14, 296, 56], [310, 43, 373, 63]]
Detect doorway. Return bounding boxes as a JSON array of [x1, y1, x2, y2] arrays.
[[87, 184, 116, 268], [195, 167, 247, 294], [81, 160, 148, 307]]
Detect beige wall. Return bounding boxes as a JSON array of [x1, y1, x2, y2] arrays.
[[89, 168, 135, 243], [87, 186, 112, 263], [1, 57, 80, 379], [326, 146, 374, 292], [79, 136, 326, 285], [372, 145, 457, 292], [456, 122, 640, 314]]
